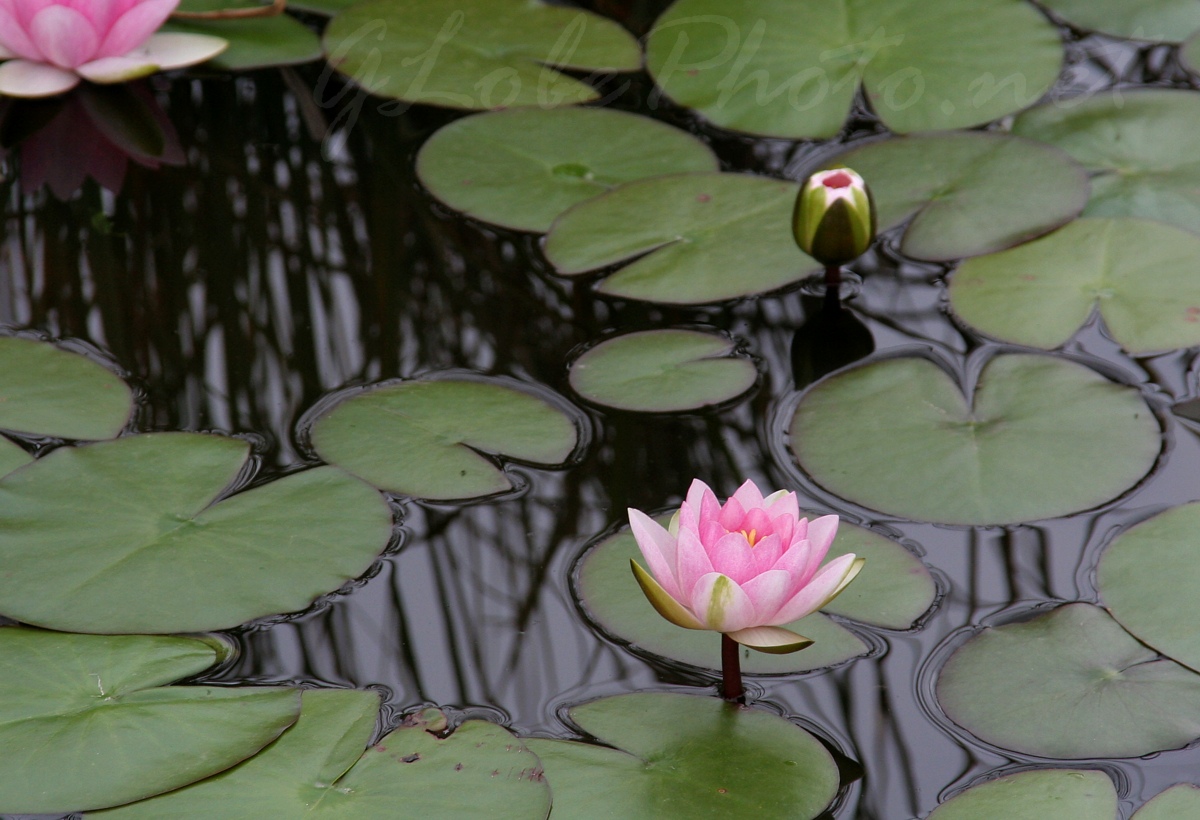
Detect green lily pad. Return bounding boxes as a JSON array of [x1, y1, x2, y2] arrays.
[[1134, 785, 1200, 819], [545, 173, 817, 304], [0, 628, 299, 814], [819, 524, 936, 630], [323, 0, 639, 110], [165, 0, 323, 70], [310, 378, 578, 501], [928, 769, 1118, 820], [526, 693, 838, 819], [1184, 33, 1200, 74], [1039, 0, 1200, 42], [937, 603, 1200, 758], [94, 689, 551, 818], [285, 0, 355, 14], [790, 353, 1160, 525], [0, 336, 131, 439], [1098, 502, 1200, 674], [1012, 90, 1200, 234], [0, 437, 30, 477], [644, 0, 1061, 139], [949, 217, 1200, 353], [825, 132, 1088, 261], [416, 108, 719, 233], [0, 432, 392, 634], [568, 329, 758, 413]]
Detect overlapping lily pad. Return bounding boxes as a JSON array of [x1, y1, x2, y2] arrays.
[[644, 0, 1061, 138], [1134, 785, 1200, 819], [937, 603, 1200, 758], [545, 173, 817, 304], [1038, 0, 1200, 42], [928, 769, 1118, 819], [950, 217, 1200, 353], [526, 693, 838, 819], [568, 329, 757, 412], [416, 109, 719, 233], [1012, 90, 1200, 234], [0, 432, 392, 634], [165, 0, 323, 70], [0, 437, 30, 477], [323, 0, 640, 110], [0, 629, 300, 814], [825, 132, 1088, 260], [0, 336, 131, 439], [311, 377, 579, 500], [95, 689, 551, 818], [789, 353, 1159, 525]]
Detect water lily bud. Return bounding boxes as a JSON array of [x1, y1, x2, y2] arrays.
[[793, 168, 876, 267]]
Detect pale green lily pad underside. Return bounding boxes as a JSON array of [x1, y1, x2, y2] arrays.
[[937, 603, 1200, 758], [1039, 0, 1200, 42], [790, 353, 1160, 526], [1134, 785, 1200, 819], [416, 108, 718, 232], [526, 693, 838, 820], [165, 0, 322, 70], [928, 769, 1117, 820]]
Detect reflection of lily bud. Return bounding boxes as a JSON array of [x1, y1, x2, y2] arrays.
[[792, 168, 876, 267], [791, 291, 875, 388]]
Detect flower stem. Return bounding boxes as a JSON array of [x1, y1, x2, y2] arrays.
[[824, 264, 842, 290], [721, 634, 745, 703]]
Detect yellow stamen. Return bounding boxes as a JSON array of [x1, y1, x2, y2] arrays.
[[742, 529, 758, 547]]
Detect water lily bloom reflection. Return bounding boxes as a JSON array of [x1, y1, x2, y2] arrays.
[[0, 0, 227, 98], [629, 479, 864, 654], [793, 167, 876, 267]]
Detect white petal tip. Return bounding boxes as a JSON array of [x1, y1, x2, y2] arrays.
[[0, 60, 80, 98]]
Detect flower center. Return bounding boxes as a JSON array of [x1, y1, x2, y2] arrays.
[[822, 171, 853, 188], [741, 528, 759, 547]]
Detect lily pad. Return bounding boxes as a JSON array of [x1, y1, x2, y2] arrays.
[[545, 173, 817, 304], [1012, 90, 1200, 234], [0, 628, 299, 814], [165, 0, 323, 70], [94, 689, 551, 818], [1134, 785, 1200, 819], [0, 437, 30, 477], [949, 217, 1200, 353], [568, 329, 758, 413], [937, 603, 1200, 758], [0, 336, 131, 439], [416, 108, 719, 233], [644, 0, 1061, 138], [1038, 0, 1200, 42], [323, 0, 640, 110], [0, 432, 392, 634], [928, 769, 1118, 819], [789, 353, 1159, 525], [1184, 34, 1200, 74], [526, 693, 838, 819], [310, 378, 579, 501], [825, 132, 1088, 261]]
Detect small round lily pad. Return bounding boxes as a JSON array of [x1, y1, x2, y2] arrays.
[[164, 0, 322, 69], [416, 108, 718, 232], [1038, 0, 1200, 42], [928, 769, 1118, 819], [937, 603, 1200, 758]]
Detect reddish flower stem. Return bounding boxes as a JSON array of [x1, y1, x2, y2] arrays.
[[721, 634, 745, 703], [824, 264, 842, 290]]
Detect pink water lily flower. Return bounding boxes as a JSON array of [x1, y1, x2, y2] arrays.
[[0, 0, 227, 98], [629, 479, 865, 654]]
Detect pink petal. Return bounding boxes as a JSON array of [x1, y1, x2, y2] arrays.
[[627, 508, 683, 602], [680, 479, 711, 529], [740, 569, 791, 623], [0, 58, 79, 96], [806, 515, 839, 560], [718, 495, 745, 531], [707, 530, 756, 584], [675, 526, 714, 600], [28, 5, 99, 67], [772, 553, 859, 624], [741, 507, 773, 539], [764, 489, 800, 521], [770, 537, 813, 591], [697, 482, 722, 526], [749, 532, 784, 574], [0, 6, 42, 60], [698, 518, 724, 549], [97, 0, 176, 59], [690, 572, 756, 632], [729, 479, 764, 509]]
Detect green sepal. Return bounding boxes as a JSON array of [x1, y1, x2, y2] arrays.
[[630, 559, 705, 630], [725, 625, 814, 654]]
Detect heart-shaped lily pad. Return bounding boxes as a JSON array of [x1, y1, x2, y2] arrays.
[[0, 437, 30, 477], [1012, 90, 1200, 234], [1039, 0, 1200, 42], [949, 217, 1200, 353], [1134, 785, 1200, 819], [789, 353, 1160, 525], [0, 628, 299, 814], [0, 336, 131, 439], [526, 693, 838, 819], [568, 329, 758, 412], [937, 603, 1200, 758], [416, 108, 719, 233], [165, 0, 323, 69], [824, 132, 1088, 260], [310, 377, 579, 501], [545, 173, 817, 304], [928, 769, 1118, 819], [644, 0, 1061, 139], [323, 0, 639, 110], [94, 689, 551, 818], [0, 432, 392, 634]]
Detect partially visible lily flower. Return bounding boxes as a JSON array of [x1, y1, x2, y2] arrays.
[[0, 0, 227, 98], [793, 167, 876, 267], [629, 478, 864, 655]]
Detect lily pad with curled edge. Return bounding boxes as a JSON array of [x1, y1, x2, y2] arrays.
[[94, 689, 552, 819], [927, 769, 1118, 820], [823, 132, 1088, 261], [165, 0, 323, 70], [949, 217, 1200, 354], [323, 0, 639, 111], [526, 693, 838, 820], [310, 378, 579, 501], [1012, 90, 1200, 234], [937, 603, 1200, 759], [1039, 0, 1200, 42], [568, 329, 757, 413], [545, 173, 817, 305], [644, 0, 1061, 139], [1134, 784, 1200, 819], [0, 628, 300, 815], [789, 353, 1159, 526], [0, 437, 30, 478], [0, 432, 393, 634], [0, 336, 131, 439], [416, 109, 719, 233]]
